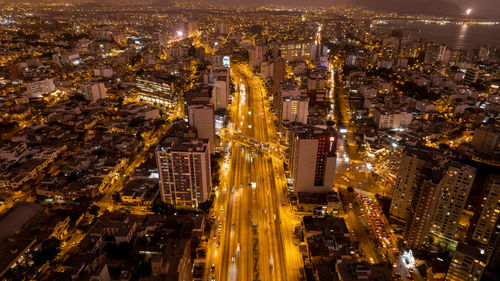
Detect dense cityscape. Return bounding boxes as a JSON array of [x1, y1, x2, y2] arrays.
[[0, 1, 499, 281]]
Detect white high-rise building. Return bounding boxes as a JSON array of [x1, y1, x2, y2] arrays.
[[390, 147, 448, 221], [429, 162, 476, 247], [282, 95, 309, 124], [26, 78, 55, 98], [289, 124, 337, 193], [188, 104, 215, 152], [156, 139, 211, 207]]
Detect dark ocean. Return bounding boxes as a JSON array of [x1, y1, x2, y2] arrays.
[[375, 21, 500, 50]]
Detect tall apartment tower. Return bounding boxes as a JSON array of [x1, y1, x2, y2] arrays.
[[249, 46, 264, 69], [271, 58, 287, 95], [471, 126, 500, 154], [469, 174, 500, 257], [282, 95, 309, 125], [276, 78, 307, 127], [289, 124, 337, 193], [429, 162, 476, 248], [279, 79, 309, 126], [188, 104, 215, 152], [156, 139, 211, 207], [404, 165, 445, 249], [390, 147, 448, 221], [445, 243, 487, 281], [210, 67, 230, 110]]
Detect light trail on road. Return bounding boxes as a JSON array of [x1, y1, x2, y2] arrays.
[[205, 64, 303, 281]]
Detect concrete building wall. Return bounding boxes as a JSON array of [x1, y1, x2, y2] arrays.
[[294, 139, 318, 193], [188, 104, 215, 152]]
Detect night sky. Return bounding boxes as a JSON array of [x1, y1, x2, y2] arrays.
[[450, 0, 500, 18]]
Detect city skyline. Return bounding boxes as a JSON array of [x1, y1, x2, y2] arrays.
[[0, 2, 499, 281]]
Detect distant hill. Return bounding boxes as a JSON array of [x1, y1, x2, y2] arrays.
[[209, 0, 462, 17], [351, 0, 462, 17], [0, 0, 463, 17]]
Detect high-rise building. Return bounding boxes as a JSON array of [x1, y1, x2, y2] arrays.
[[424, 45, 450, 65], [184, 85, 213, 107], [26, 78, 55, 98], [390, 147, 448, 221], [136, 71, 177, 109], [464, 68, 480, 86], [310, 44, 328, 63], [166, 46, 189, 61], [261, 61, 273, 79], [156, 139, 211, 207], [289, 124, 337, 193], [276, 78, 309, 125], [275, 79, 300, 124], [469, 174, 500, 255], [249, 46, 264, 69], [282, 95, 309, 125], [429, 162, 476, 249], [307, 68, 327, 91], [210, 67, 230, 110], [471, 126, 500, 154], [271, 58, 287, 94], [188, 104, 215, 152], [273, 58, 286, 82], [445, 243, 487, 281], [82, 82, 107, 102], [404, 165, 445, 249]]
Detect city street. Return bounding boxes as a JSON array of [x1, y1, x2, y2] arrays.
[[330, 61, 423, 281], [205, 64, 303, 281]]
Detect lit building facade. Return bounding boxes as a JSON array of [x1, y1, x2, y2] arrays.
[[156, 139, 211, 207], [136, 71, 177, 109], [390, 147, 444, 221], [429, 162, 476, 249], [289, 124, 337, 193], [446, 243, 487, 281]]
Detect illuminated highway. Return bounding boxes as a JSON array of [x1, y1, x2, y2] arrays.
[[205, 64, 303, 281]]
